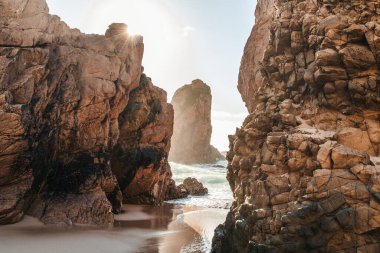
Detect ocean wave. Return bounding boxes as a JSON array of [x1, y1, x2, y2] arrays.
[[167, 161, 232, 209]]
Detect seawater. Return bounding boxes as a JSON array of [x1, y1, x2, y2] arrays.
[[167, 160, 233, 208]]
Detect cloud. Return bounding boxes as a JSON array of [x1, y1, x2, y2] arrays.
[[182, 25, 195, 37]]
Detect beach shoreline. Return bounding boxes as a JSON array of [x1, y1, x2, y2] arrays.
[[0, 203, 228, 253], [1, 162, 231, 253]]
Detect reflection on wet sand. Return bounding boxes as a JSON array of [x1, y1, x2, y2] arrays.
[[0, 204, 228, 253], [116, 204, 226, 253]]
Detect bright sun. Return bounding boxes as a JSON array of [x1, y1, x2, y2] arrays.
[[89, 0, 179, 39], [84, 0, 196, 90]]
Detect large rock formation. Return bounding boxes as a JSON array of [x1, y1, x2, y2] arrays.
[[170, 79, 223, 164], [213, 0, 380, 252], [0, 0, 174, 226], [111, 74, 174, 205]]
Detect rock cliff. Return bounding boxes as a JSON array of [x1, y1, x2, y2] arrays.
[[213, 0, 380, 252], [111, 74, 174, 205], [0, 0, 174, 226], [170, 79, 223, 164]]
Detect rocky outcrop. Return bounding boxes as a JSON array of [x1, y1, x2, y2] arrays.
[[213, 0, 380, 252], [181, 177, 208, 196], [169, 79, 224, 164], [165, 177, 208, 200], [165, 179, 189, 200], [111, 74, 174, 205], [0, 0, 174, 226]]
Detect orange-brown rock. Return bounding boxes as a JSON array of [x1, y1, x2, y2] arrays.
[[212, 0, 380, 252], [164, 177, 208, 201], [181, 177, 208, 196], [170, 79, 224, 164], [165, 179, 189, 200], [0, 0, 174, 226], [111, 74, 174, 205]]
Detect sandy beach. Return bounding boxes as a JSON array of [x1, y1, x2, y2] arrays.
[[0, 162, 232, 253], [0, 204, 228, 253]]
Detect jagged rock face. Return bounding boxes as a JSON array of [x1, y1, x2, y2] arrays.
[[165, 177, 208, 200], [170, 79, 223, 164], [0, 0, 173, 226], [213, 0, 380, 252], [238, 0, 275, 113], [111, 74, 174, 205]]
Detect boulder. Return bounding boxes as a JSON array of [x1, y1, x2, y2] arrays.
[[181, 177, 208, 196], [164, 179, 189, 200]]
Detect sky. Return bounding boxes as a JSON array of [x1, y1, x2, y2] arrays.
[[46, 0, 257, 151]]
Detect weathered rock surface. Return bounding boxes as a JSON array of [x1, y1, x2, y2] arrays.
[[169, 79, 224, 164], [0, 0, 175, 226], [165, 178, 189, 200], [213, 0, 380, 252], [182, 177, 208, 195], [111, 74, 174, 205], [165, 177, 207, 200]]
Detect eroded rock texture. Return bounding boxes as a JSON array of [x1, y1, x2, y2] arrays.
[[213, 0, 380, 252], [0, 0, 174, 226], [111, 74, 174, 205], [170, 79, 223, 164], [164, 177, 208, 200]]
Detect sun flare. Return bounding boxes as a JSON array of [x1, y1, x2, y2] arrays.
[[90, 0, 179, 39]]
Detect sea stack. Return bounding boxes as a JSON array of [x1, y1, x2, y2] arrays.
[[212, 0, 380, 252], [170, 79, 224, 164]]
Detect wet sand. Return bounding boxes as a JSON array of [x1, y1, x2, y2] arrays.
[[0, 204, 228, 253]]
